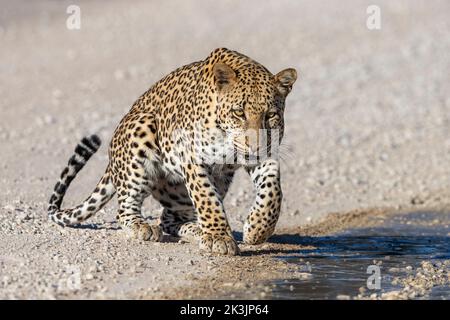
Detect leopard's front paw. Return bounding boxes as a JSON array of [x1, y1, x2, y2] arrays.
[[243, 222, 274, 245], [128, 223, 163, 242], [199, 233, 240, 256]]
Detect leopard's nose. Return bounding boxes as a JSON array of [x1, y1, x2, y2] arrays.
[[248, 143, 259, 154], [245, 129, 260, 153]]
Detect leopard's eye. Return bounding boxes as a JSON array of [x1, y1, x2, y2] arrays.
[[233, 109, 245, 118], [267, 112, 278, 119]]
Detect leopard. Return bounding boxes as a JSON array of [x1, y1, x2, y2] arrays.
[[48, 48, 297, 256]]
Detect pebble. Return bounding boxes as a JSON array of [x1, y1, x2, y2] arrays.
[[294, 272, 313, 280], [3, 205, 15, 211]]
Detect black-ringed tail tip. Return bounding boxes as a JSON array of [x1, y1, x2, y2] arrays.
[[48, 134, 116, 227]]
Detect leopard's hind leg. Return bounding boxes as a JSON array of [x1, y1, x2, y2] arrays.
[[151, 179, 201, 241], [160, 208, 201, 241], [110, 112, 163, 241], [115, 181, 163, 241]]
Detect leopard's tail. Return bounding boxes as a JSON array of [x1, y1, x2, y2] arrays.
[[48, 135, 116, 226]]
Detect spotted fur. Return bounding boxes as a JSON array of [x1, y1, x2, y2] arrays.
[[48, 48, 297, 255]]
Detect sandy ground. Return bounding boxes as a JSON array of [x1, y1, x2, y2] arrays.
[[0, 0, 449, 299]]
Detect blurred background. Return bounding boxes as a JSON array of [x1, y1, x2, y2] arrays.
[[0, 0, 449, 228]]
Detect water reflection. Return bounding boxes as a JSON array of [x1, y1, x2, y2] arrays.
[[239, 211, 450, 299]]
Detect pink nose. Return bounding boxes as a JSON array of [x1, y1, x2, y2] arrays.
[[245, 129, 260, 154], [248, 144, 259, 154]]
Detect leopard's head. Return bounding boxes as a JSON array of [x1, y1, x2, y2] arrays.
[[213, 60, 297, 162]]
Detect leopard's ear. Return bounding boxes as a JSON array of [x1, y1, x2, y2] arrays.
[[213, 62, 237, 92], [274, 68, 297, 97]]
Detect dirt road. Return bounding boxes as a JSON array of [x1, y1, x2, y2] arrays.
[[0, 0, 449, 299]]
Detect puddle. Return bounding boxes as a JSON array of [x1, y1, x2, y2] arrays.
[[239, 211, 450, 299]]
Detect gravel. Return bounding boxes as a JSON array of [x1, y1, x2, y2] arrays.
[[356, 261, 450, 300]]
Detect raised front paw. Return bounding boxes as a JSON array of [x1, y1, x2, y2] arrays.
[[128, 223, 163, 242], [243, 222, 275, 245], [199, 233, 240, 256]]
